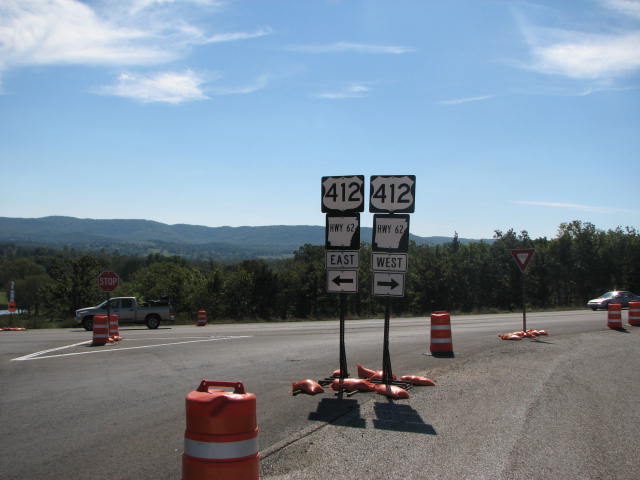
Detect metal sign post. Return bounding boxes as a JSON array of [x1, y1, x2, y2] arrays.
[[522, 273, 527, 332], [382, 297, 393, 385], [510, 249, 535, 333], [8, 281, 16, 324], [370, 175, 415, 387], [98, 271, 120, 327], [339, 294, 348, 380], [321, 176, 364, 398]]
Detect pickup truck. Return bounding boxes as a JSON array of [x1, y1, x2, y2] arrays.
[[75, 297, 174, 331]]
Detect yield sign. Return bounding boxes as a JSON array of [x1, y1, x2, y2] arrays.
[[510, 249, 535, 273]]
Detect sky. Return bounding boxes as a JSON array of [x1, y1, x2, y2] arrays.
[[0, 0, 639, 240]]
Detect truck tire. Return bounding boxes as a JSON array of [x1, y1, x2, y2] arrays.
[[82, 317, 93, 331], [145, 314, 161, 329]]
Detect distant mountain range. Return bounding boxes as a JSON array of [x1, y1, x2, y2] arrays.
[[0, 216, 489, 260]]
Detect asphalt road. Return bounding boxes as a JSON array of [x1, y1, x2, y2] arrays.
[[1, 310, 637, 479]]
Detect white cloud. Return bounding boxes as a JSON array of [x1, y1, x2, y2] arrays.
[[438, 95, 494, 105], [514, 201, 632, 214], [576, 85, 639, 96], [128, 0, 224, 15], [205, 27, 273, 44], [603, 0, 640, 19], [98, 70, 208, 103], [0, 0, 171, 67], [210, 74, 269, 95], [289, 42, 414, 54], [0, 0, 273, 92], [530, 31, 640, 79], [516, 1, 640, 80], [316, 83, 370, 99]]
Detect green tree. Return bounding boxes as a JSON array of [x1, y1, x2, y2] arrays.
[[130, 262, 205, 316], [45, 255, 107, 316]]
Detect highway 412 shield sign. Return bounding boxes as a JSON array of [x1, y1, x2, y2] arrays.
[[369, 175, 415, 213], [321, 175, 365, 213]]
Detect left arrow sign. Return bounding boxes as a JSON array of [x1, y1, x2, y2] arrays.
[[327, 270, 358, 293], [333, 276, 354, 286]]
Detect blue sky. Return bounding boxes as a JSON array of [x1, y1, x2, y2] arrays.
[[1, 0, 639, 240]]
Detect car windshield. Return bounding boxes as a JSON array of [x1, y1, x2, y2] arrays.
[[600, 292, 617, 299]]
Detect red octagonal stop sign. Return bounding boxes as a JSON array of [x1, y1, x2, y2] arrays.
[[98, 271, 120, 292]]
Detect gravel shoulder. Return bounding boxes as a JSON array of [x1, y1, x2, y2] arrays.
[[261, 327, 640, 480]]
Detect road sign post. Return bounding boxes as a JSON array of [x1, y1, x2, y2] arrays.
[[98, 271, 120, 326], [322, 176, 364, 396], [510, 249, 535, 332], [370, 175, 415, 386]]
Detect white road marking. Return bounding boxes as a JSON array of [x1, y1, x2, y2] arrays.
[[11, 336, 251, 362], [12, 340, 91, 361]]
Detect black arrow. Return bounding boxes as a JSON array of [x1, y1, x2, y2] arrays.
[[332, 275, 354, 286], [377, 278, 399, 289]]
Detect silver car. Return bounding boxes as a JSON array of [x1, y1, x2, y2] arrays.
[[587, 291, 640, 310]]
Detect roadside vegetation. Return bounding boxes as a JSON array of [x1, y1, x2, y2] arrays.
[[1, 220, 638, 328]]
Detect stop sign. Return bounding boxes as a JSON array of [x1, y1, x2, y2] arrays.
[[98, 271, 120, 292]]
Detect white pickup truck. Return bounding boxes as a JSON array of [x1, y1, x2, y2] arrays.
[[75, 297, 174, 331]]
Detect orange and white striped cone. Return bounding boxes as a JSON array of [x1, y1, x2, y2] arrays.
[[607, 303, 622, 329], [197, 310, 207, 327], [108, 314, 121, 341], [182, 380, 259, 480], [628, 301, 640, 326], [430, 311, 453, 356], [92, 315, 109, 346]]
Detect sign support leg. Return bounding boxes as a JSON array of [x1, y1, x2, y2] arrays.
[[106, 292, 111, 325], [339, 293, 349, 378], [522, 273, 527, 332], [382, 296, 393, 385], [337, 294, 349, 400]]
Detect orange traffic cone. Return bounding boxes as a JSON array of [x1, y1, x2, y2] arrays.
[[607, 303, 622, 329], [182, 381, 259, 480], [628, 301, 640, 326], [92, 315, 109, 346], [430, 311, 453, 356]]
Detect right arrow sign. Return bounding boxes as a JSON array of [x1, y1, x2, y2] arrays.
[[510, 249, 535, 273], [373, 272, 405, 297]]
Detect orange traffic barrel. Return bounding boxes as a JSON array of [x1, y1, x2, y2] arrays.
[[197, 310, 207, 327], [430, 311, 453, 356], [108, 314, 120, 340], [628, 301, 640, 326], [607, 303, 622, 328], [182, 380, 259, 480], [92, 315, 109, 346]]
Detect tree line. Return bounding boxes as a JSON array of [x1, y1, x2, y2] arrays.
[[1, 220, 639, 323]]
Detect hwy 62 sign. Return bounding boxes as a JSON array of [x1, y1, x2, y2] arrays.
[[369, 175, 416, 213], [321, 175, 365, 213]]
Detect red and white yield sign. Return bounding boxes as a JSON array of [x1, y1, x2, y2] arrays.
[[97, 271, 120, 292], [510, 249, 535, 273]]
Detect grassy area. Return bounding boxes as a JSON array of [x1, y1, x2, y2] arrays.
[[0, 291, 7, 305]]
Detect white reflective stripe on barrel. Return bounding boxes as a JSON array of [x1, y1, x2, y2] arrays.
[[93, 334, 109, 338], [431, 325, 450, 331], [184, 437, 258, 460], [431, 338, 452, 343]]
